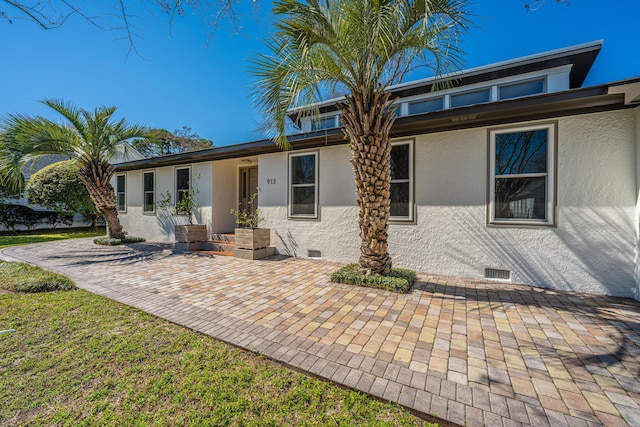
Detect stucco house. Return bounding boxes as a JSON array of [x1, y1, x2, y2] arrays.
[[113, 41, 640, 301]]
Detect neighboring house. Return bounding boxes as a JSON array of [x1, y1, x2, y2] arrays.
[[113, 41, 640, 301], [1, 144, 145, 230]]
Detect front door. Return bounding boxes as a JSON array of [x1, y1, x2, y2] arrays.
[[239, 167, 259, 214]]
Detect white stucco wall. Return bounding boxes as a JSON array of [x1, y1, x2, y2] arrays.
[[634, 106, 640, 301], [260, 146, 360, 258], [115, 162, 214, 241], [260, 109, 638, 298], [211, 159, 239, 234]]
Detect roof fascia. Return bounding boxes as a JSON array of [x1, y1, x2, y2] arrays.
[[115, 80, 636, 172], [286, 40, 603, 123]]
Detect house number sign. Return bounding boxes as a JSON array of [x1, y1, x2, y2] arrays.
[[266, 178, 277, 184]]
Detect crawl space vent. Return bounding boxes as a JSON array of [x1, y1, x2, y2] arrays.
[[484, 268, 511, 280], [308, 250, 322, 258]]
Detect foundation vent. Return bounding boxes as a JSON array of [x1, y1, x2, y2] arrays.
[[308, 250, 322, 258], [484, 268, 511, 281]]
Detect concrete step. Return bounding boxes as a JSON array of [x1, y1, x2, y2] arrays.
[[210, 233, 235, 243]]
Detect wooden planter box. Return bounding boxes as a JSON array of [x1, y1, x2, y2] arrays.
[[235, 227, 270, 250], [175, 225, 207, 251]]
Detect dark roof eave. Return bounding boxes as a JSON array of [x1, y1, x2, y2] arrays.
[[113, 131, 346, 171], [390, 86, 629, 137], [114, 82, 633, 172], [287, 41, 603, 123]]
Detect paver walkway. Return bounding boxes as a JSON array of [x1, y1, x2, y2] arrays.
[[2, 239, 640, 426]]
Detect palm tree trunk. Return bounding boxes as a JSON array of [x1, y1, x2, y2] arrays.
[[339, 89, 396, 275], [83, 182, 124, 238], [77, 159, 125, 239], [101, 203, 124, 239]]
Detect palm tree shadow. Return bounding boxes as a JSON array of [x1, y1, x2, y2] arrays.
[[411, 278, 640, 379], [45, 242, 218, 266]]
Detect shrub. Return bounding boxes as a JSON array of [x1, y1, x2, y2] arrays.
[[27, 160, 101, 228], [230, 192, 263, 228], [330, 264, 416, 293], [21, 207, 46, 230], [94, 236, 146, 246], [0, 261, 75, 293], [43, 211, 74, 229], [0, 203, 73, 232], [0, 204, 28, 231]]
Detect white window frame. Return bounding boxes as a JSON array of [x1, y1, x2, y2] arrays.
[[116, 173, 126, 213], [450, 87, 492, 108], [498, 77, 546, 101], [175, 166, 191, 210], [390, 139, 414, 222], [407, 97, 444, 116], [488, 122, 556, 226], [311, 114, 339, 131], [288, 151, 318, 219], [142, 170, 156, 214]]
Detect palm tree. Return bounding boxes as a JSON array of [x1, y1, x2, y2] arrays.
[[0, 99, 147, 238], [252, 0, 468, 274]]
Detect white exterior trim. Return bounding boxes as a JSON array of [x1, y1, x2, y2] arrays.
[[497, 76, 547, 101], [488, 122, 556, 226], [116, 173, 127, 213], [174, 165, 191, 208], [288, 151, 319, 219], [390, 139, 415, 223], [142, 170, 156, 214], [391, 65, 570, 120]]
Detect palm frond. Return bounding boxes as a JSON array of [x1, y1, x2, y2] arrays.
[[0, 100, 147, 192], [250, 0, 470, 146]]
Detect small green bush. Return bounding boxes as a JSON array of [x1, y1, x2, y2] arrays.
[[93, 236, 146, 246], [0, 203, 72, 232], [330, 264, 416, 293], [0, 261, 75, 293]]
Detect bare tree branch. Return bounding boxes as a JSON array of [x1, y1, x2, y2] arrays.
[[117, 0, 142, 60], [0, 0, 257, 57], [2, 0, 73, 28], [525, 0, 570, 12]]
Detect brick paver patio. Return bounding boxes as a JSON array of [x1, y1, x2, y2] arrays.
[[2, 239, 639, 426]]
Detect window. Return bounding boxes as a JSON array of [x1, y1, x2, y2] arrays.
[[176, 167, 190, 205], [143, 171, 155, 213], [499, 78, 545, 100], [489, 123, 555, 225], [408, 97, 443, 115], [311, 115, 337, 131], [451, 88, 491, 108], [116, 174, 126, 212], [390, 140, 414, 221], [289, 152, 318, 217]]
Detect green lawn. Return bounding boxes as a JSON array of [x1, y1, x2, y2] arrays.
[[0, 228, 106, 249], [0, 261, 75, 293], [1, 290, 430, 426]]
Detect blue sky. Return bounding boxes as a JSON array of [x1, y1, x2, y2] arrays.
[[1, 1, 638, 147]]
